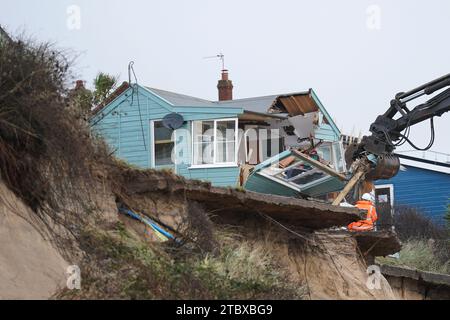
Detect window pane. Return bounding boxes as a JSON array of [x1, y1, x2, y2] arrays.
[[155, 143, 174, 166], [217, 141, 236, 163], [290, 171, 326, 186], [316, 144, 332, 164], [216, 121, 235, 142], [216, 120, 236, 163], [266, 129, 282, 159], [193, 121, 214, 165], [332, 142, 345, 172], [154, 121, 174, 166]]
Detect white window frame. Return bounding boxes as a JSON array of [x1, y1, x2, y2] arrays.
[[190, 118, 239, 169], [150, 119, 176, 168], [375, 184, 395, 207], [331, 141, 346, 173]]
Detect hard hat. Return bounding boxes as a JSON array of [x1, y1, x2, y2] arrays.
[[362, 193, 374, 202]]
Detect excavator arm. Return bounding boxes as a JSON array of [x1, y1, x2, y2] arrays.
[[357, 73, 450, 157], [333, 73, 450, 205]]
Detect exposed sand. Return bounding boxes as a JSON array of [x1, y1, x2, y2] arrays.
[[0, 182, 68, 299]]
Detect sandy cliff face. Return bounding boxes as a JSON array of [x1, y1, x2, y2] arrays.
[[286, 232, 397, 300], [0, 171, 399, 300], [0, 182, 68, 299], [226, 218, 397, 300]]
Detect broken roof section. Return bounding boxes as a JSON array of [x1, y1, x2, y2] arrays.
[[146, 86, 340, 134], [217, 90, 316, 116]]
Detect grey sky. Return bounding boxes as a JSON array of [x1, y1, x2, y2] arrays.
[[1, 0, 450, 155]]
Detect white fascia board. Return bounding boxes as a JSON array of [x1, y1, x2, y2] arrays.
[[400, 158, 450, 174]]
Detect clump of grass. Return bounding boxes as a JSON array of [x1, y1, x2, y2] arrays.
[[188, 231, 305, 299], [57, 224, 306, 300], [377, 239, 450, 275], [234, 186, 246, 193], [379, 206, 450, 275]]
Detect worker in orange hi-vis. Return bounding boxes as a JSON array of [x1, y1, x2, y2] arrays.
[[348, 192, 378, 232]]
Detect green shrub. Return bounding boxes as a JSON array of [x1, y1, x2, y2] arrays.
[[394, 206, 447, 241], [377, 239, 450, 275]]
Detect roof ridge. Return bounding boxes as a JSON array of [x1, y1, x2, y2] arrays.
[[145, 86, 215, 104], [147, 86, 310, 104], [216, 95, 278, 103], [215, 90, 310, 103]]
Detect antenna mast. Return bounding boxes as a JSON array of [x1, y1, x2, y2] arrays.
[[203, 53, 225, 70]]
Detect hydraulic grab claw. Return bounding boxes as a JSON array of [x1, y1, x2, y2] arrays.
[[334, 73, 450, 205]]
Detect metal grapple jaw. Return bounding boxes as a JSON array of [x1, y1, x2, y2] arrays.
[[345, 140, 400, 181], [365, 153, 400, 180]]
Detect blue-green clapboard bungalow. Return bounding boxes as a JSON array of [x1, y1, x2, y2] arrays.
[[90, 72, 342, 190]]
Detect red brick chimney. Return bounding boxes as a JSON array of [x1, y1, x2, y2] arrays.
[[74, 80, 85, 90], [217, 69, 233, 101]]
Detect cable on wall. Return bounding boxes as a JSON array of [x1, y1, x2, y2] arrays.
[[128, 61, 147, 151]]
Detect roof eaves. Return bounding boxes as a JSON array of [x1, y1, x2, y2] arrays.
[[309, 89, 341, 136], [396, 153, 450, 167], [242, 110, 288, 119], [275, 91, 311, 99], [401, 161, 450, 175], [143, 87, 175, 106]]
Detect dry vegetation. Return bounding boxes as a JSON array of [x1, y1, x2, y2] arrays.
[[0, 33, 306, 299], [377, 206, 450, 275], [0, 35, 114, 256], [378, 240, 450, 275], [57, 225, 305, 300]]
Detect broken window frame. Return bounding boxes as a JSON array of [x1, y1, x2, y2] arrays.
[[258, 141, 346, 192]]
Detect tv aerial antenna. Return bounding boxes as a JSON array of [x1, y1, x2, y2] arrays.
[[203, 53, 226, 70]]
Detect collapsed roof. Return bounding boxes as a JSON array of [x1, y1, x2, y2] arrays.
[[147, 87, 320, 116]]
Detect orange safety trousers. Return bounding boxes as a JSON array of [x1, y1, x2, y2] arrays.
[[348, 200, 378, 232]]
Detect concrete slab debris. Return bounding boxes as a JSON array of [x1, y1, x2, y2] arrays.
[[380, 264, 450, 300], [185, 186, 363, 230]]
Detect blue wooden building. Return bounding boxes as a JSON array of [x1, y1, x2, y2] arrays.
[[90, 71, 341, 188], [375, 154, 450, 224]]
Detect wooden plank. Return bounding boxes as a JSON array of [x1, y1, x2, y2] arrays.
[[278, 95, 318, 116], [291, 149, 347, 181], [332, 168, 365, 205], [278, 97, 297, 115], [289, 96, 305, 115], [293, 95, 317, 113]]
